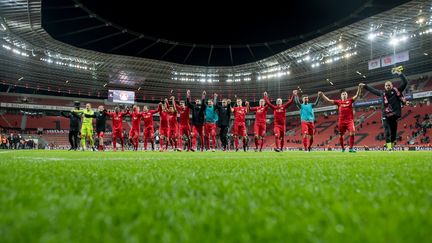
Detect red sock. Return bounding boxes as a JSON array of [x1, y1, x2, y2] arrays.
[[205, 136, 209, 150], [150, 139, 154, 150], [199, 136, 204, 150], [160, 137, 164, 150], [275, 136, 280, 149], [254, 137, 259, 149], [303, 137, 307, 150], [191, 135, 196, 149], [178, 136, 183, 149], [144, 138, 148, 150], [349, 135, 354, 149], [339, 136, 344, 149], [212, 135, 217, 149], [260, 138, 264, 150], [308, 137, 313, 148]]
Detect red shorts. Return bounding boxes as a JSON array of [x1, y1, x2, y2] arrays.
[[97, 131, 105, 138], [112, 128, 123, 138], [254, 123, 266, 137], [233, 123, 247, 136], [205, 123, 217, 136], [180, 124, 191, 136], [159, 127, 169, 137], [192, 125, 204, 136], [274, 125, 285, 137], [338, 120, 355, 134], [301, 122, 314, 135], [129, 129, 139, 138], [169, 128, 178, 138], [143, 126, 154, 138]]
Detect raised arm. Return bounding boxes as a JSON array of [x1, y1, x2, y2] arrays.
[[150, 108, 159, 115], [320, 91, 335, 104], [249, 106, 258, 112], [105, 111, 114, 118], [186, 90, 195, 109], [312, 94, 321, 107], [352, 85, 362, 101], [213, 93, 219, 109], [200, 91, 207, 112], [171, 97, 177, 112], [263, 92, 277, 110], [362, 83, 381, 96], [157, 103, 163, 113], [294, 95, 301, 109], [397, 73, 408, 92], [283, 95, 294, 109], [172, 99, 182, 112], [60, 111, 71, 118]]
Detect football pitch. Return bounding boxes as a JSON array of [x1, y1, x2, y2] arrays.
[[1, 150, 431, 243]]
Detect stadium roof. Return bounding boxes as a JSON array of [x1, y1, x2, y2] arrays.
[[1, 0, 432, 101], [42, 0, 410, 66]]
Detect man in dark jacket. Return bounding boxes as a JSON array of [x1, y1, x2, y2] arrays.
[[360, 66, 408, 151], [61, 107, 82, 150], [186, 90, 206, 151], [216, 98, 232, 151]]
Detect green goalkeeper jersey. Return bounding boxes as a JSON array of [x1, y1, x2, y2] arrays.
[[74, 109, 94, 126]]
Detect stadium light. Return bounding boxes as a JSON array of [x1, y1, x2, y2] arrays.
[[389, 35, 408, 46], [416, 17, 425, 24], [367, 33, 376, 40]]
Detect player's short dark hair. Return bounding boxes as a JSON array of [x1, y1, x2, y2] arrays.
[[74, 101, 80, 107], [340, 89, 347, 94], [302, 94, 308, 98]]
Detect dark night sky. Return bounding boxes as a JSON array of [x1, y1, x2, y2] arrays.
[[42, 0, 410, 65]]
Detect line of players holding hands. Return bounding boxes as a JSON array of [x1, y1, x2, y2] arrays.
[[68, 67, 408, 153]]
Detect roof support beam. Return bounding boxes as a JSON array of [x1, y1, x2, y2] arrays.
[[207, 45, 213, 65], [183, 44, 196, 63]]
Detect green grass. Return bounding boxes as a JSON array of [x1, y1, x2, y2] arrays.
[[0, 150, 431, 243]]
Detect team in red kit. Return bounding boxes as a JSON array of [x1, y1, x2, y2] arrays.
[[77, 88, 356, 152], [72, 69, 408, 153]]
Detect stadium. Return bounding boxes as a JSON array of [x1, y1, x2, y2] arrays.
[[0, 0, 431, 242]]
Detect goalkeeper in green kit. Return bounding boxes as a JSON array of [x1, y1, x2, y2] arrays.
[[74, 103, 96, 151]]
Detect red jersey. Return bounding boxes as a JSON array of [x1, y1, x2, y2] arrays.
[[168, 111, 178, 129], [233, 106, 248, 124], [159, 111, 169, 128], [130, 111, 142, 130], [334, 98, 354, 122], [142, 110, 158, 127], [250, 105, 268, 124], [264, 95, 293, 126], [174, 102, 190, 126], [107, 111, 127, 130]]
